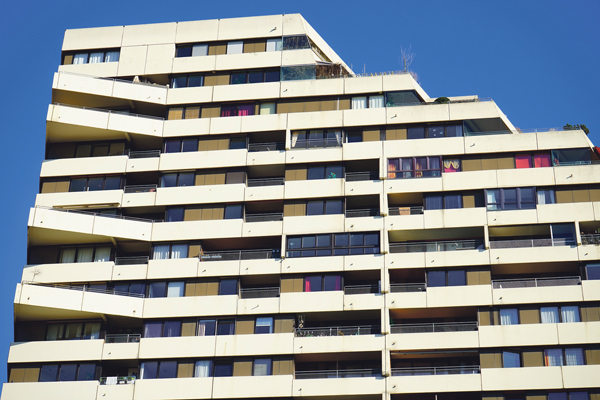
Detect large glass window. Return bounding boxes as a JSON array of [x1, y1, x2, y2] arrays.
[[500, 309, 519, 325], [282, 35, 310, 50], [286, 232, 379, 258], [69, 176, 122, 192], [160, 172, 195, 187], [387, 156, 442, 179], [152, 243, 189, 260], [485, 187, 536, 210], [503, 351, 521, 368], [253, 359, 272, 376], [427, 270, 466, 287], [220, 103, 256, 117], [255, 317, 273, 334], [385, 91, 421, 107], [304, 275, 341, 292]]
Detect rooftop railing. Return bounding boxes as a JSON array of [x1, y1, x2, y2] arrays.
[[114, 256, 150, 266], [22, 281, 145, 298], [292, 138, 342, 149], [199, 249, 280, 261], [244, 213, 283, 223], [53, 102, 164, 120], [344, 284, 380, 295], [345, 209, 379, 218], [391, 365, 480, 376], [388, 206, 424, 216], [295, 368, 381, 379], [128, 150, 161, 159], [239, 287, 280, 299], [99, 376, 136, 385], [389, 239, 484, 253], [489, 238, 575, 249], [104, 334, 141, 343], [295, 325, 379, 337], [389, 283, 427, 293], [123, 184, 157, 194], [390, 322, 478, 334], [492, 276, 581, 289], [246, 177, 285, 187], [344, 171, 379, 182], [248, 142, 285, 152]]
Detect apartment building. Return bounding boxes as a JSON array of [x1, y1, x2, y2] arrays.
[[3, 12, 600, 400]]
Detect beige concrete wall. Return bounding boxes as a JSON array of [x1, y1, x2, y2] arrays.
[[492, 285, 583, 305], [481, 367, 563, 390], [0, 382, 98, 400], [139, 336, 216, 359], [387, 330, 479, 351], [8, 340, 104, 363], [479, 324, 559, 347], [213, 375, 294, 398], [134, 377, 213, 400], [389, 373, 482, 393], [22, 262, 114, 284], [215, 333, 293, 356], [292, 376, 385, 396]]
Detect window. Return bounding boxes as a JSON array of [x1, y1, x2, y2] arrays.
[[586, 264, 600, 280], [306, 164, 343, 180], [388, 157, 442, 179], [227, 41, 243, 54], [306, 199, 344, 215], [221, 103, 255, 117], [351, 95, 384, 109], [516, 153, 552, 168], [443, 158, 461, 172], [424, 194, 463, 210], [540, 306, 580, 324], [292, 130, 342, 149], [143, 320, 182, 338], [544, 348, 584, 366], [230, 69, 280, 84], [152, 243, 189, 260], [406, 124, 463, 139], [304, 275, 342, 292], [253, 359, 272, 376], [175, 43, 209, 58], [147, 281, 184, 298], [255, 317, 273, 334], [537, 189, 556, 205], [224, 204, 243, 219], [427, 270, 466, 287], [385, 91, 421, 107], [69, 176, 122, 192], [281, 65, 316, 81], [140, 361, 177, 379], [160, 172, 195, 187], [503, 351, 521, 368], [485, 187, 536, 210], [164, 138, 199, 153], [552, 148, 591, 166], [195, 360, 212, 377], [260, 102, 277, 115], [65, 49, 119, 65], [282, 35, 310, 50], [500, 309, 519, 325], [69, 142, 126, 158], [219, 279, 238, 295], [170, 74, 203, 88], [214, 362, 233, 377], [198, 320, 216, 336], [167, 106, 201, 120], [286, 232, 379, 258], [266, 38, 282, 52], [59, 245, 111, 263], [46, 322, 101, 340], [217, 320, 234, 336], [39, 363, 97, 381], [113, 282, 146, 296]]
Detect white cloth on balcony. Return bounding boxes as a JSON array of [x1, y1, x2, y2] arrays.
[[106, 376, 118, 385]]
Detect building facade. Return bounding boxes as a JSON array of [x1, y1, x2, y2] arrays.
[[3, 13, 600, 400]]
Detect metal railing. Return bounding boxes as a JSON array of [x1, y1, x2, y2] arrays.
[[244, 213, 283, 223], [58, 71, 168, 88], [105, 334, 141, 343], [390, 322, 478, 334], [246, 177, 285, 187], [239, 287, 280, 299], [292, 138, 342, 149], [388, 206, 424, 216], [389, 283, 426, 293], [114, 256, 149, 266], [53, 102, 164, 120], [344, 284, 380, 295], [389, 240, 484, 253], [35, 206, 158, 223], [581, 234, 600, 245], [199, 249, 280, 261], [248, 142, 285, 152], [492, 276, 581, 289], [99, 376, 136, 385], [295, 325, 379, 337], [124, 184, 157, 194], [128, 150, 161, 158], [345, 209, 379, 218], [489, 238, 575, 249], [22, 281, 145, 298], [391, 365, 480, 376], [345, 171, 379, 182], [295, 368, 381, 379], [554, 160, 600, 167]]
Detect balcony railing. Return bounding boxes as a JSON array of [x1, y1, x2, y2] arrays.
[[581, 234, 600, 245], [248, 142, 285, 152], [128, 150, 161, 158], [53, 102, 164, 120], [105, 334, 141, 343], [390, 322, 478, 334], [35, 206, 160, 223], [114, 256, 149, 265], [295, 325, 379, 337], [489, 238, 575, 249], [199, 249, 280, 261], [391, 365, 480, 376], [345, 209, 379, 218], [247, 177, 285, 187], [344, 284, 380, 295], [239, 287, 280, 299], [100, 376, 136, 385], [389, 239, 484, 253], [57, 71, 168, 88], [292, 138, 342, 149], [244, 213, 283, 223], [295, 368, 381, 379], [345, 171, 379, 182], [22, 281, 145, 298], [553, 160, 600, 167], [388, 206, 424, 216], [124, 184, 157, 193], [389, 283, 426, 293], [492, 276, 581, 289]]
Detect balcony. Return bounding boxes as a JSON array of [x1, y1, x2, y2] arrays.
[[246, 177, 285, 187], [344, 284, 380, 295], [114, 256, 149, 265], [123, 184, 157, 193], [295, 368, 381, 379], [199, 249, 280, 261], [239, 287, 280, 299], [248, 142, 285, 152], [492, 276, 581, 289], [390, 322, 478, 334], [389, 365, 482, 393], [391, 365, 480, 376], [389, 239, 484, 253], [99, 376, 136, 385], [23, 281, 144, 298], [389, 283, 426, 292], [490, 238, 575, 249], [388, 322, 479, 350], [292, 137, 342, 149], [491, 276, 583, 305], [244, 212, 283, 222], [104, 333, 141, 343], [295, 325, 379, 337], [345, 208, 379, 218], [345, 171, 379, 182], [1, 381, 99, 400], [388, 206, 424, 216]]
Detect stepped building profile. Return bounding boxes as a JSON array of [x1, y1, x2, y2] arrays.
[[3, 13, 600, 400]]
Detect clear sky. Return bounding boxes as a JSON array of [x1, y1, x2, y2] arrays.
[[0, 0, 598, 390]]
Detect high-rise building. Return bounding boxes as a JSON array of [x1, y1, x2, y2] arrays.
[[3, 13, 600, 400]]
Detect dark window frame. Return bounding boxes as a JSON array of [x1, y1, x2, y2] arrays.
[[485, 187, 537, 211], [286, 232, 380, 258]]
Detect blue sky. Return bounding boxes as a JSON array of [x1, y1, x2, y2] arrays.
[[0, 0, 598, 390]]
